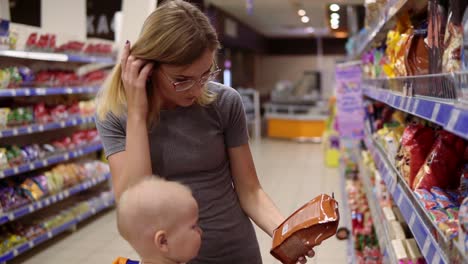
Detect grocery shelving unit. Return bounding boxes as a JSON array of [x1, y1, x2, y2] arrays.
[[0, 116, 96, 138], [348, 0, 412, 59], [363, 128, 467, 264], [0, 49, 115, 262], [0, 85, 100, 97], [358, 160, 398, 264], [0, 195, 115, 263], [339, 165, 357, 264]]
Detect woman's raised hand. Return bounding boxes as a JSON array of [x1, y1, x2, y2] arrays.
[[120, 41, 154, 120]]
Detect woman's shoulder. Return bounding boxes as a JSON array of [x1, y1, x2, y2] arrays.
[[207, 82, 242, 105]]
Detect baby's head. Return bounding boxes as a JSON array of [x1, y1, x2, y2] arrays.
[[117, 177, 202, 263]]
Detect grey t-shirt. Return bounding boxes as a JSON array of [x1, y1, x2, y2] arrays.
[[96, 82, 262, 264]]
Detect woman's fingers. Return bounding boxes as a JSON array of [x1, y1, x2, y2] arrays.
[[120, 41, 130, 77], [297, 256, 307, 264], [128, 59, 146, 84], [138, 62, 154, 84]]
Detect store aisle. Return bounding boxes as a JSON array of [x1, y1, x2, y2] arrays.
[[10, 139, 347, 264]]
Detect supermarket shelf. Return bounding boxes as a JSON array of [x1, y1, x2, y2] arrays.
[[0, 50, 115, 64], [0, 172, 110, 225], [363, 86, 468, 140], [340, 166, 357, 264], [350, 0, 411, 58], [363, 132, 468, 264], [358, 161, 397, 264], [0, 116, 95, 138], [0, 143, 103, 179], [0, 196, 115, 263], [0, 86, 100, 97]]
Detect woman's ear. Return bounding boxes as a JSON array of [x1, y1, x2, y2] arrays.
[[154, 230, 169, 252]]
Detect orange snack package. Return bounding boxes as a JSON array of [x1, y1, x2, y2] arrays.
[[270, 194, 340, 264]]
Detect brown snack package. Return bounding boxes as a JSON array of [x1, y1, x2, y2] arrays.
[[270, 194, 339, 264]]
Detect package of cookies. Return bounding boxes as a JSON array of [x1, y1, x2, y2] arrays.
[[271, 194, 339, 264]]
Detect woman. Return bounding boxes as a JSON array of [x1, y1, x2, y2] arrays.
[[96, 1, 313, 263]]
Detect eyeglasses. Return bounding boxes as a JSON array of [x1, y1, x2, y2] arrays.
[[160, 63, 221, 92]]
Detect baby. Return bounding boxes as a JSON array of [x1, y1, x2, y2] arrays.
[[113, 177, 202, 264]]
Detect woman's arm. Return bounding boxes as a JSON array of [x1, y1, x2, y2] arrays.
[[228, 143, 284, 236], [108, 42, 154, 200], [229, 143, 315, 263]]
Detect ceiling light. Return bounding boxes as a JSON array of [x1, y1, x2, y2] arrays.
[[330, 4, 340, 12], [298, 9, 306, 16], [301, 16, 310, 23], [330, 18, 339, 25], [331, 13, 340, 20], [331, 24, 339, 29]]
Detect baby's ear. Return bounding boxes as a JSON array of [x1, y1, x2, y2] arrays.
[[154, 230, 169, 253]]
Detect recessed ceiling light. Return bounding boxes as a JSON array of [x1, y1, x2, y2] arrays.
[[298, 9, 306, 16], [301, 16, 310, 23], [330, 18, 339, 25], [331, 13, 340, 20], [330, 4, 340, 12], [331, 24, 339, 29]]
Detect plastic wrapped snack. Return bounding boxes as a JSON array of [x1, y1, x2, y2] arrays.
[[271, 194, 339, 264], [395, 124, 435, 189], [442, 0, 467, 72], [413, 131, 466, 190]]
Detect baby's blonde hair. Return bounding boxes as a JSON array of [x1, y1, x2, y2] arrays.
[[116, 176, 194, 257], [96, 0, 220, 124]]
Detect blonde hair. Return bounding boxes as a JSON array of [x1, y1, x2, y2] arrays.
[[96, 0, 220, 123]]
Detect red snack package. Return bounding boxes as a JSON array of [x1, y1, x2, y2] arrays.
[[34, 103, 51, 124], [396, 124, 435, 188], [50, 105, 68, 122], [271, 194, 339, 264], [413, 131, 466, 190]]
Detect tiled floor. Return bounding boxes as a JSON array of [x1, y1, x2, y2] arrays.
[[10, 139, 347, 264]]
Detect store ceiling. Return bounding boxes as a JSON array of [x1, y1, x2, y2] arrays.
[[205, 0, 364, 38]]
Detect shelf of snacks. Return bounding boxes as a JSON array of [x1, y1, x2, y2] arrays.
[[0, 86, 100, 97], [341, 145, 383, 263], [340, 165, 357, 263], [362, 102, 468, 263], [348, 0, 413, 59], [362, 86, 468, 140], [0, 161, 110, 225], [0, 115, 95, 138], [0, 100, 96, 138], [360, 150, 427, 263], [0, 129, 102, 179], [0, 192, 115, 262], [0, 50, 115, 64]]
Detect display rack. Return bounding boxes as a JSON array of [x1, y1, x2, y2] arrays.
[[0, 143, 102, 179], [0, 46, 114, 262], [0, 172, 110, 225], [0, 86, 100, 97], [358, 160, 398, 264], [348, 0, 411, 59], [0, 116, 95, 138], [0, 195, 115, 263], [363, 86, 468, 140], [0, 50, 115, 64], [363, 132, 467, 264], [340, 166, 357, 264]]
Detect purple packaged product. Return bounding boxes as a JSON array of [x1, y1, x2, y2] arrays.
[[431, 187, 452, 201], [446, 189, 461, 202], [32, 175, 48, 194], [18, 67, 34, 83], [414, 189, 435, 200], [437, 198, 458, 209]]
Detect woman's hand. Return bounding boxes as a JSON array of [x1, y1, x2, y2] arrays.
[[120, 41, 154, 120], [297, 249, 315, 264]]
